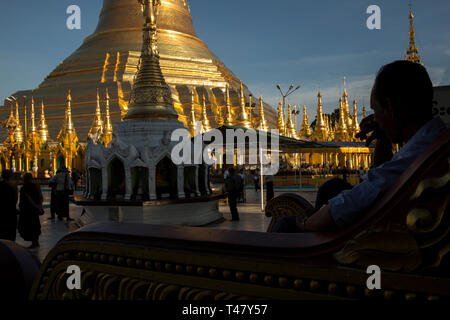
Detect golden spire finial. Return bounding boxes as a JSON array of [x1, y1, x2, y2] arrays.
[[257, 95, 269, 132], [201, 94, 211, 133], [124, 0, 177, 121], [236, 81, 251, 128], [405, 4, 421, 63], [89, 89, 104, 139], [30, 97, 37, 134], [311, 90, 327, 141], [299, 105, 311, 138], [100, 88, 113, 146], [188, 88, 198, 136], [4, 99, 17, 133], [66, 90, 74, 132], [286, 103, 299, 139], [341, 77, 352, 130], [351, 98, 360, 141], [224, 84, 233, 125], [13, 101, 23, 144], [343, 76, 348, 97], [316, 89, 325, 127], [277, 99, 286, 135], [335, 97, 348, 142], [362, 106, 366, 119], [38, 100, 49, 143], [57, 90, 79, 170]]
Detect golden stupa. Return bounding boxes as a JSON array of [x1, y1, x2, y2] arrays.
[[0, 0, 276, 142]]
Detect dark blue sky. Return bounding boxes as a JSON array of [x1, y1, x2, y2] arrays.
[[1, 0, 449, 117]]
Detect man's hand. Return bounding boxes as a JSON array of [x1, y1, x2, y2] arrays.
[[355, 114, 381, 147], [356, 115, 393, 167]]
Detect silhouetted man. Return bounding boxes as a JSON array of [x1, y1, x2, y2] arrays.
[[225, 167, 243, 221], [273, 60, 447, 232], [0, 170, 18, 241]]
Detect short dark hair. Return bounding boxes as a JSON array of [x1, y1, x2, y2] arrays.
[[374, 60, 433, 122]]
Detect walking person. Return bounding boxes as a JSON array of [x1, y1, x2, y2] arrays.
[[18, 173, 44, 249], [0, 170, 19, 241], [225, 167, 243, 221]]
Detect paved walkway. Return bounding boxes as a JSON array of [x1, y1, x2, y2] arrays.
[[14, 187, 318, 262]]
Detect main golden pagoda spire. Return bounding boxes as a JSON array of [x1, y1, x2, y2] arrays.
[[299, 105, 311, 139], [256, 96, 269, 132], [100, 88, 113, 146], [89, 89, 104, 139], [38, 100, 49, 143], [405, 6, 421, 63], [124, 0, 178, 121], [201, 94, 211, 133], [224, 84, 233, 126]]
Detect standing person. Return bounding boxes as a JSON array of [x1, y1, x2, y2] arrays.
[[71, 168, 81, 191], [253, 169, 260, 192], [238, 169, 245, 203], [0, 170, 19, 241], [48, 169, 58, 220], [266, 174, 274, 202], [223, 167, 230, 180], [342, 166, 348, 183], [49, 166, 74, 221], [18, 173, 43, 249], [225, 167, 243, 221]]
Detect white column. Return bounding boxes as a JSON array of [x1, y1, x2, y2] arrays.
[[148, 166, 157, 200], [177, 165, 185, 199]]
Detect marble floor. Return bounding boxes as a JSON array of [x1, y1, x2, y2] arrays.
[[14, 186, 318, 262]]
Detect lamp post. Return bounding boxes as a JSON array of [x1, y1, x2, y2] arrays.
[[276, 84, 301, 135]]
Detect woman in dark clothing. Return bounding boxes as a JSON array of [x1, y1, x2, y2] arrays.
[[0, 170, 18, 241], [18, 173, 43, 248]]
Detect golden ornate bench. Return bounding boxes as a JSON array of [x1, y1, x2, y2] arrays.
[[29, 130, 450, 300]]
